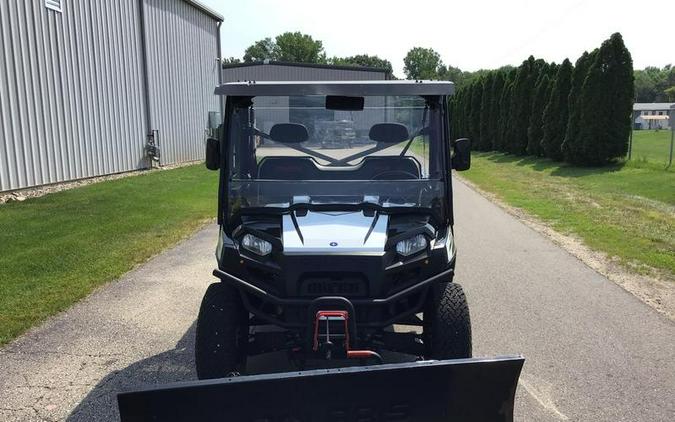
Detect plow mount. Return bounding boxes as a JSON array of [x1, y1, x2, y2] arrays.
[[118, 355, 524, 422]]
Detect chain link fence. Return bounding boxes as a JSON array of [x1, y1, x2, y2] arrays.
[[628, 105, 674, 168]]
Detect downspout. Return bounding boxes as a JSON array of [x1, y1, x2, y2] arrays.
[[137, 0, 158, 166], [216, 21, 224, 116]]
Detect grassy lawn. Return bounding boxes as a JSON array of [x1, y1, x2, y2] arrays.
[[0, 165, 218, 346], [461, 153, 674, 280], [631, 129, 673, 166]]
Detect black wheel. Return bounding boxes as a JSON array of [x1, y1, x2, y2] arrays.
[[423, 282, 472, 359], [195, 283, 248, 379]]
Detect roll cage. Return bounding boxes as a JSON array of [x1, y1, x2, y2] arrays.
[[212, 81, 457, 231]]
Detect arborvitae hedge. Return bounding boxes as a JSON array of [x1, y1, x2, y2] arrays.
[[506, 56, 536, 155], [478, 74, 493, 151], [541, 59, 573, 160], [526, 73, 551, 157], [469, 82, 482, 147], [451, 32, 634, 167], [562, 50, 596, 162], [575, 33, 634, 165], [496, 72, 515, 151], [487, 71, 505, 150]]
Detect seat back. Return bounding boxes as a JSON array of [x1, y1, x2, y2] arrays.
[[256, 156, 421, 180]]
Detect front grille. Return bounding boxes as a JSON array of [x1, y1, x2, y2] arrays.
[[299, 273, 368, 298]]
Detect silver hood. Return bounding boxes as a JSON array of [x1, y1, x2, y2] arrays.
[[282, 211, 388, 255]]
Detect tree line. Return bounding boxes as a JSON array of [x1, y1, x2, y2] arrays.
[[228, 31, 668, 102], [223, 32, 394, 75], [634, 65, 675, 102], [450, 33, 635, 166], [228, 32, 637, 165]]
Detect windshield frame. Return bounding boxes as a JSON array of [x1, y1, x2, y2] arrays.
[[216, 93, 452, 231]]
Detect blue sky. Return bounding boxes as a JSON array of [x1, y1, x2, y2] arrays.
[[201, 0, 674, 78]]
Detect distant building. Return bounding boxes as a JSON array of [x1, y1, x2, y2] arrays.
[[633, 103, 674, 130]]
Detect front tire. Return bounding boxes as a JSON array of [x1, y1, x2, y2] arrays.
[[195, 283, 248, 379], [423, 282, 472, 359]]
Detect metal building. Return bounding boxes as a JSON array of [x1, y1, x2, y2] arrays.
[[0, 0, 223, 192]]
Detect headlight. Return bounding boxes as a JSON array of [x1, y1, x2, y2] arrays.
[[395, 234, 428, 256], [445, 231, 456, 261], [241, 234, 272, 256]]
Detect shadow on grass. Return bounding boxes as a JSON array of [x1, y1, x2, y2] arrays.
[[477, 151, 627, 178]]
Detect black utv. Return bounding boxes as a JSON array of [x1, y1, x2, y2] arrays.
[[116, 81, 524, 422], [197, 80, 475, 377]]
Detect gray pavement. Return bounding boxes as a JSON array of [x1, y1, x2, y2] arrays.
[[0, 177, 673, 421]]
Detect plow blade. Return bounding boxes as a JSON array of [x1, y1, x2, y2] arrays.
[[118, 355, 524, 422]]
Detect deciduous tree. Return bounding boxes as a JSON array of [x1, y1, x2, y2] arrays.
[[329, 54, 393, 75], [403, 47, 443, 80], [243, 32, 326, 63]]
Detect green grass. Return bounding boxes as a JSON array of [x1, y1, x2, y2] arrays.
[[0, 165, 218, 345], [461, 153, 675, 280], [631, 130, 673, 166]]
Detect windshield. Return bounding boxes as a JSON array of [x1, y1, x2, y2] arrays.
[[225, 95, 447, 221]]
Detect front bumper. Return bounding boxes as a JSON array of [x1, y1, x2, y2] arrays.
[[212, 267, 454, 329]]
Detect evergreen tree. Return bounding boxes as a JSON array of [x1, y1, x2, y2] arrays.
[[541, 59, 573, 160], [452, 88, 463, 138], [562, 50, 596, 162], [506, 56, 536, 155], [478, 73, 494, 150], [547, 62, 560, 78], [496, 70, 517, 151], [575, 33, 634, 165], [526, 74, 551, 156], [488, 70, 506, 150], [460, 86, 471, 138], [469, 81, 483, 145]]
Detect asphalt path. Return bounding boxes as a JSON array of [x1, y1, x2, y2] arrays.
[[0, 177, 673, 421]]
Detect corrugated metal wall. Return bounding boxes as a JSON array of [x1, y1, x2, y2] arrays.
[[0, 0, 221, 192], [221, 64, 386, 83], [0, 0, 148, 192], [143, 0, 220, 166]]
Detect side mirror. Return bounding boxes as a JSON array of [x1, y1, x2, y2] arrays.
[[205, 137, 220, 170], [451, 138, 471, 171]]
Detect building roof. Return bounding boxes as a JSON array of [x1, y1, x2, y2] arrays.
[[633, 102, 675, 111], [222, 60, 389, 74], [640, 115, 669, 120], [214, 80, 454, 96], [183, 0, 223, 21]]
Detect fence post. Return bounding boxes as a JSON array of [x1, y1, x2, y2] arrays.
[[668, 105, 674, 169]]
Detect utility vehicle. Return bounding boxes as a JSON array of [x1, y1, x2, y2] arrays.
[[117, 81, 523, 422]]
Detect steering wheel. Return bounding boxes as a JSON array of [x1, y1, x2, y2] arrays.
[[371, 170, 419, 180]]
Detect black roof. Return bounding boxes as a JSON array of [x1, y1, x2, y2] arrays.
[[221, 60, 389, 74], [214, 80, 455, 96]]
